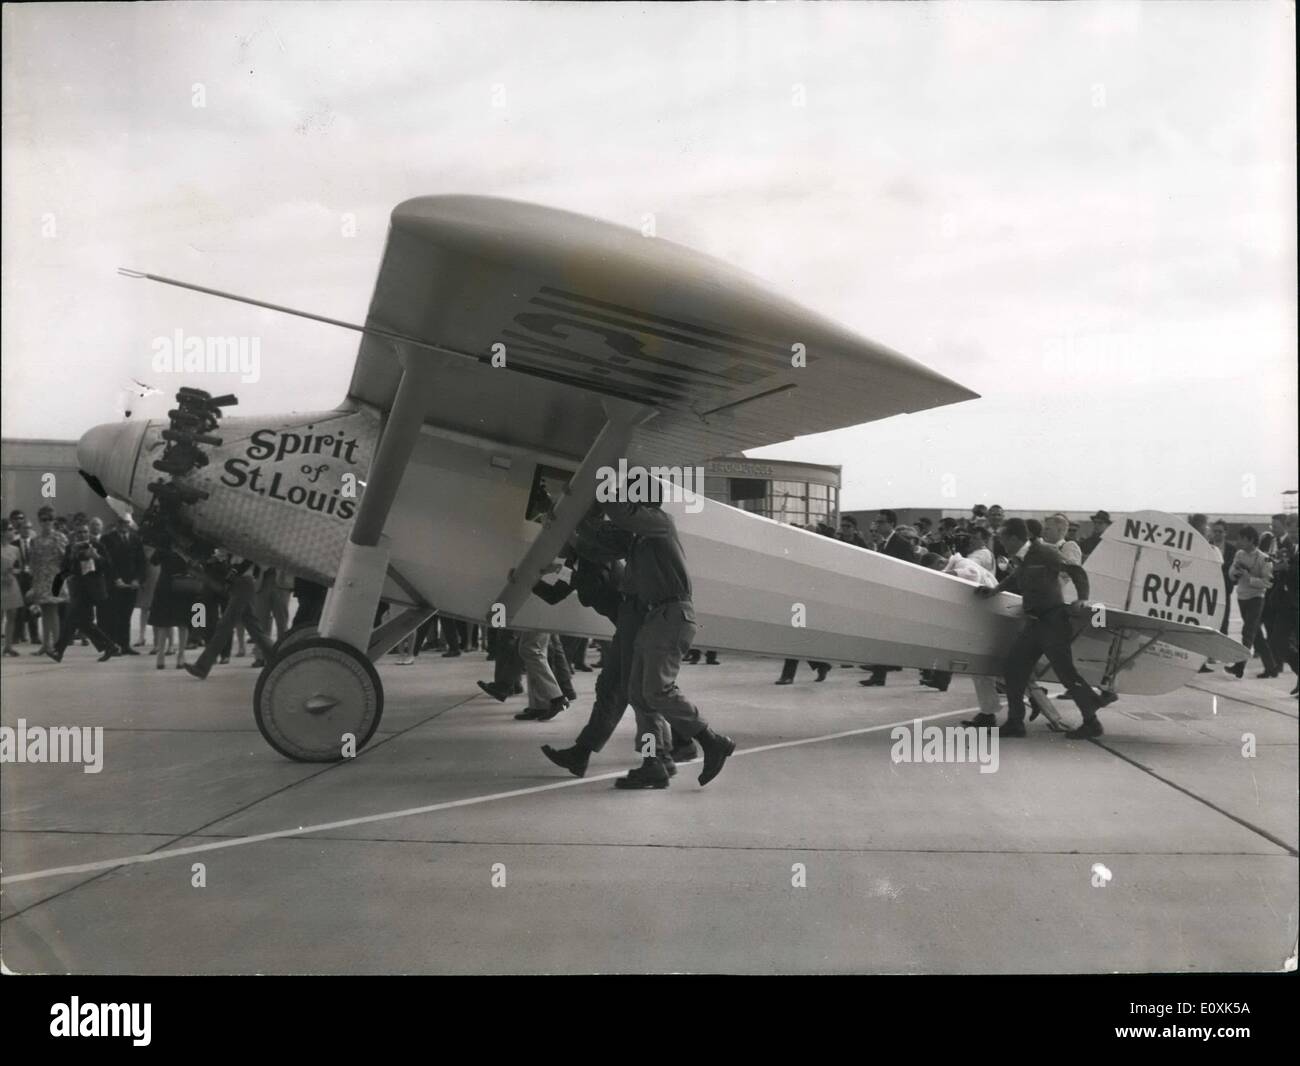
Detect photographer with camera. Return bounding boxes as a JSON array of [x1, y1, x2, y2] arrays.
[[44, 521, 120, 662]]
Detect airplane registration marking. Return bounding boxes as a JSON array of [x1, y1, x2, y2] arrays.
[[0, 708, 978, 886], [1122, 518, 1196, 553]]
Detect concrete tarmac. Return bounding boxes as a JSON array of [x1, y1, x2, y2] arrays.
[[2, 644, 1296, 973]]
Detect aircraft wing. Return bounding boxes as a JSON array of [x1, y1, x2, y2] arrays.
[[1083, 604, 1249, 663], [346, 196, 978, 464]]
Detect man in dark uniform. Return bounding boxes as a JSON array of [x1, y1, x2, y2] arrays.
[[539, 517, 696, 778], [601, 497, 735, 789], [975, 518, 1107, 739]]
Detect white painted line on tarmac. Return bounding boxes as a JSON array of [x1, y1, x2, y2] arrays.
[[1, 707, 978, 886]]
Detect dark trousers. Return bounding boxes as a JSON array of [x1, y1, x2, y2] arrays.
[[105, 586, 136, 650], [627, 601, 707, 742], [922, 669, 952, 690], [562, 635, 589, 669], [1265, 601, 1298, 674], [779, 658, 830, 681], [491, 629, 523, 688], [1004, 606, 1100, 723], [577, 603, 641, 752], [1238, 596, 1278, 674], [413, 615, 437, 656], [440, 616, 464, 653], [14, 574, 35, 641], [54, 597, 113, 655], [193, 576, 275, 675], [293, 584, 327, 628], [576, 603, 692, 755]]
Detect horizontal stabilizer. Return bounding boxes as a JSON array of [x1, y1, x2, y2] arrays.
[[1087, 604, 1248, 663]]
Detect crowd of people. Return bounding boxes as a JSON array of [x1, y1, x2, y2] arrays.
[[1, 506, 297, 673], [3, 498, 1294, 767], [770, 505, 1298, 711]]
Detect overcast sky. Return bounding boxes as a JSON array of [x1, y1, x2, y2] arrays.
[[3, 1, 1295, 514]]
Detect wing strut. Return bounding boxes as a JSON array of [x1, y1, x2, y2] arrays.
[[492, 398, 657, 625], [318, 345, 438, 651]]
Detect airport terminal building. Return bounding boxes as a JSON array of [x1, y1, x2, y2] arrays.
[[702, 457, 842, 529], [3, 436, 1284, 542], [0, 438, 118, 523]]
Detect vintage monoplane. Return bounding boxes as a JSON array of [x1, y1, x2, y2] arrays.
[[77, 196, 1246, 761]]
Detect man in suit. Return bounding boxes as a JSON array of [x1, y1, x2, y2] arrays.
[[860, 511, 918, 688], [99, 515, 147, 655], [838, 515, 869, 549], [873, 510, 918, 564], [8, 510, 35, 645], [46, 521, 119, 662], [1080, 509, 1112, 560], [1264, 513, 1298, 689], [976, 518, 1108, 739]]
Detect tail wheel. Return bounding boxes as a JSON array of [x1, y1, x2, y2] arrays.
[[254, 637, 383, 762]]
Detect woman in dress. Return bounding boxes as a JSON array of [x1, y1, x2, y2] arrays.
[[26, 506, 68, 655], [1, 520, 24, 655], [149, 545, 195, 669]]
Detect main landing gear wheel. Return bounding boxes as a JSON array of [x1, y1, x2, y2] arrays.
[[254, 637, 383, 762]]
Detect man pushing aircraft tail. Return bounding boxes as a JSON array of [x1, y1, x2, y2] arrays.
[[974, 518, 1111, 740]]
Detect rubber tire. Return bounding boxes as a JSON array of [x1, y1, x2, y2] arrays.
[[254, 637, 384, 762], [268, 623, 318, 664]]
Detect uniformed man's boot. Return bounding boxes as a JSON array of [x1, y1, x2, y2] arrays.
[[696, 726, 736, 786], [670, 738, 699, 763], [1065, 717, 1104, 740], [541, 743, 590, 778], [614, 757, 671, 789]]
